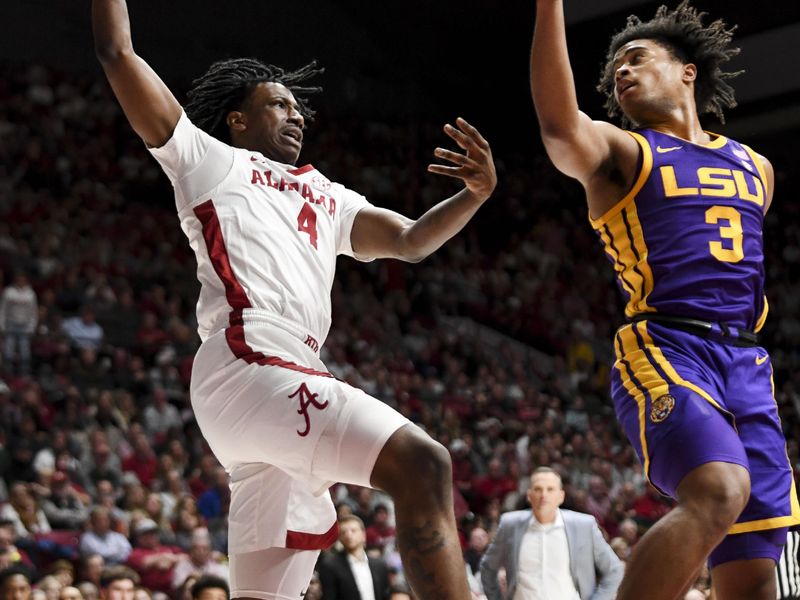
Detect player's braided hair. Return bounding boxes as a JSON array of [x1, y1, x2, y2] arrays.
[[184, 58, 323, 142], [597, 1, 741, 127]]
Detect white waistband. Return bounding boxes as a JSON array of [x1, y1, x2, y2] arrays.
[[238, 308, 321, 354]]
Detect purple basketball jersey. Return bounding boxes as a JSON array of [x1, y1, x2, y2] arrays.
[[591, 129, 768, 330]]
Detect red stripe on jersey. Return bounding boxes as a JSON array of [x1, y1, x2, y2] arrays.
[[286, 521, 339, 550], [288, 164, 315, 176], [194, 200, 252, 311], [195, 199, 332, 378], [225, 325, 333, 378]]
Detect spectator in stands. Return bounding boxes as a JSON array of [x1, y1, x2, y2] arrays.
[[170, 529, 228, 593], [0, 521, 33, 570], [0, 271, 38, 375], [45, 561, 74, 589], [0, 565, 33, 600], [317, 515, 390, 600], [75, 584, 96, 600], [630, 484, 672, 528], [139, 495, 172, 547], [141, 389, 180, 446], [189, 575, 229, 600], [79, 508, 131, 565], [61, 307, 103, 352], [171, 500, 203, 553], [120, 434, 156, 490], [40, 472, 89, 531], [0, 484, 50, 539], [472, 458, 517, 516], [617, 517, 639, 551], [463, 526, 489, 579], [98, 566, 138, 600], [125, 518, 184, 594], [195, 470, 228, 523], [78, 554, 105, 590], [57, 587, 81, 600], [36, 575, 62, 600], [365, 505, 395, 555]]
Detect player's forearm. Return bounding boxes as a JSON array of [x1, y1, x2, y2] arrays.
[[398, 187, 486, 262], [530, 0, 582, 137], [93, 0, 134, 64]]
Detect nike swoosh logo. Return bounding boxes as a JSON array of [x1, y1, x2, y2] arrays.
[[755, 354, 769, 365], [656, 146, 683, 153]]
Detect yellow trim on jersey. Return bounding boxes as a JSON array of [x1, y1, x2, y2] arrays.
[[624, 205, 655, 315], [754, 296, 769, 333], [614, 325, 652, 480], [597, 226, 637, 298], [635, 323, 737, 430], [740, 143, 770, 200], [590, 131, 653, 228], [701, 131, 728, 149], [602, 205, 655, 316]]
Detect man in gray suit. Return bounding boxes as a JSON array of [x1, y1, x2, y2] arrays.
[[481, 467, 623, 600]]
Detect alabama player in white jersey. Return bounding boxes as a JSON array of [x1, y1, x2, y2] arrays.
[[92, 2, 496, 600]]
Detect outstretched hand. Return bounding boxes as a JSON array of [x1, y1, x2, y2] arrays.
[[428, 117, 497, 201]]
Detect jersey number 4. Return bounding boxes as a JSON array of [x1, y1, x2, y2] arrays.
[[297, 202, 318, 249], [706, 205, 743, 263]]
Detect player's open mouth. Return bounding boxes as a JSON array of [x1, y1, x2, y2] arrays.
[[617, 81, 636, 97], [282, 128, 303, 145]]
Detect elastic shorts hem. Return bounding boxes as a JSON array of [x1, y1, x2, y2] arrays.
[[708, 550, 780, 569], [653, 454, 749, 498], [359, 419, 407, 488]]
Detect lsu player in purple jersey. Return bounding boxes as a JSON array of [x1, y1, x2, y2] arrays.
[[530, 1, 800, 599], [91, 1, 496, 600]]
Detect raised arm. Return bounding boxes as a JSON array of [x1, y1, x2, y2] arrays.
[[350, 117, 496, 263], [530, 0, 631, 187], [93, 0, 182, 147]]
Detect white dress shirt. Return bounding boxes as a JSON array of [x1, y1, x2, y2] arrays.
[[346, 549, 376, 600], [513, 511, 580, 600]]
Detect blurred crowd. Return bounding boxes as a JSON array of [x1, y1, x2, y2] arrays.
[[0, 61, 797, 600]]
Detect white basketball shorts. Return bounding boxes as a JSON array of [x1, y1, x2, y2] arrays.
[[190, 320, 410, 554]]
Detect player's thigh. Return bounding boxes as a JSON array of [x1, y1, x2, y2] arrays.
[[711, 555, 779, 599], [310, 380, 410, 488], [230, 547, 320, 600]]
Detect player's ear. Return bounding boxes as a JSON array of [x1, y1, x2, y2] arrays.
[[226, 111, 247, 132], [682, 63, 697, 83]]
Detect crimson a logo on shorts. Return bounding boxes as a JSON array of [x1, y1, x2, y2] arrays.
[[650, 394, 675, 424], [290, 383, 329, 437]]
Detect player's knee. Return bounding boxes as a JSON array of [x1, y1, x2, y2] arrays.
[[680, 463, 750, 531], [372, 425, 452, 500]]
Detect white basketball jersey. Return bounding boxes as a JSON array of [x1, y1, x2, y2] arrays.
[[149, 112, 373, 346]]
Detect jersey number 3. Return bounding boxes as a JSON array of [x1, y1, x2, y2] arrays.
[[297, 203, 318, 249], [706, 205, 743, 263]]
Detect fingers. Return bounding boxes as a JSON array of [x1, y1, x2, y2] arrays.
[[430, 117, 497, 199], [433, 147, 471, 166], [444, 117, 490, 151], [427, 164, 467, 179]]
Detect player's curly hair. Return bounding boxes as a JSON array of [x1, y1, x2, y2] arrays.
[[184, 58, 323, 143], [597, 1, 741, 127]]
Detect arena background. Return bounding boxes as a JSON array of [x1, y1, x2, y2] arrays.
[[1, 1, 799, 598]]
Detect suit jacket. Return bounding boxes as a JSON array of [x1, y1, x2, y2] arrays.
[[480, 509, 623, 600], [317, 549, 390, 600]]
